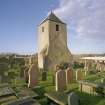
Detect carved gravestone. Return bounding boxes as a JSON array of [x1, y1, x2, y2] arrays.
[[76, 70, 83, 81], [56, 70, 66, 91], [66, 68, 73, 84], [68, 92, 80, 105], [28, 64, 39, 88]]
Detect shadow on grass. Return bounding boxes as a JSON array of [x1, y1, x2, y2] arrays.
[[32, 86, 45, 98], [32, 84, 55, 96], [76, 91, 105, 105]]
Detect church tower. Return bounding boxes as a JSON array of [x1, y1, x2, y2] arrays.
[[38, 12, 72, 70]]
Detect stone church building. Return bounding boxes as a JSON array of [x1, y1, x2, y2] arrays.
[[38, 12, 72, 71]]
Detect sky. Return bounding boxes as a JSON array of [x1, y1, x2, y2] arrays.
[[0, 0, 105, 54]]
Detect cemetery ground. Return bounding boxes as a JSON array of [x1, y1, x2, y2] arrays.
[[9, 70, 105, 105], [0, 56, 105, 105]]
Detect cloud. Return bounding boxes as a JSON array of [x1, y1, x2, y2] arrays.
[[54, 0, 105, 40]]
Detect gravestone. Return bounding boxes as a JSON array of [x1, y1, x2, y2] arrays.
[[76, 70, 83, 81], [101, 78, 105, 84], [53, 65, 60, 84], [20, 66, 26, 78], [42, 71, 47, 81], [28, 64, 39, 88], [84, 70, 87, 76], [68, 92, 80, 105], [56, 70, 66, 91], [66, 68, 73, 84], [24, 67, 29, 83]]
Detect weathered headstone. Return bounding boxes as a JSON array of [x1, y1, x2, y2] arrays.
[[28, 64, 39, 88], [84, 70, 87, 76], [66, 68, 73, 84], [20, 66, 26, 78], [68, 92, 80, 105], [101, 78, 105, 84], [53, 65, 60, 84], [56, 70, 66, 91], [76, 70, 83, 81], [42, 71, 47, 81], [24, 67, 29, 83]]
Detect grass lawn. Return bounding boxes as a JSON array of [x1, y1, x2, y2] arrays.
[[76, 91, 105, 105], [84, 71, 105, 83]]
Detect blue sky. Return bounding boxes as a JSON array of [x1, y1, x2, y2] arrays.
[[0, 0, 105, 54]]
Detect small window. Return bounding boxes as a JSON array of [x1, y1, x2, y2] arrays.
[[42, 27, 44, 32], [56, 24, 59, 31]]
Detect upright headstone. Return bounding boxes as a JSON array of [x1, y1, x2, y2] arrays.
[[56, 70, 66, 91], [42, 71, 47, 81], [20, 66, 26, 78], [53, 64, 60, 84], [68, 92, 80, 105], [28, 64, 39, 88], [76, 70, 83, 81], [66, 68, 73, 84], [101, 78, 105, 84], [24, 67, 29, 83], [84, 70, 87, 76]]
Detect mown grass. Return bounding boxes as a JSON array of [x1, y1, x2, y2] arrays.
[[85, 72, 105, 83], [77, 91, 105, 105]]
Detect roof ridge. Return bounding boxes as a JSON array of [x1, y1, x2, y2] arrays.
[[40, 12, 66, 25]]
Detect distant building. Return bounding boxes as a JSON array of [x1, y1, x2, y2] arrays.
[[38, 12, 72, 71], [81, 57, 105, 71]]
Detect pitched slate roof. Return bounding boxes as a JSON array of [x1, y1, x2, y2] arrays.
[[40, 12, 66, 25]]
